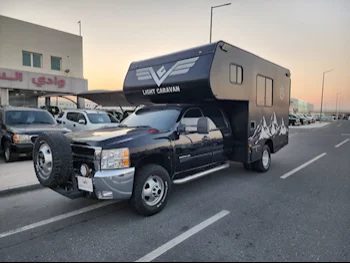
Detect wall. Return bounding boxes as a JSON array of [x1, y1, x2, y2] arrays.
[[0, 15, 84, 79]]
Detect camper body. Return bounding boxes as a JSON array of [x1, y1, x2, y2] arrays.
[[124, 41, 291, 165]]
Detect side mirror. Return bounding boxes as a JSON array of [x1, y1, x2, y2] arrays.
[[78, 119, 86, 125], [177, 123, 186, 134], [197, 117, 210, 134]]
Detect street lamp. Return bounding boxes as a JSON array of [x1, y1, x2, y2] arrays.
[[336, 92, 341, 119], [210, 3, 231, 43], [319, 69, 334, 123]]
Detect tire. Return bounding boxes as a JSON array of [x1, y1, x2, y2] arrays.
[[33, 132, 73, 187], [253, 144, 271, 173], [243, 162, 253, 171], [130, 164, 171, 217], [4, 141, 16, 163]]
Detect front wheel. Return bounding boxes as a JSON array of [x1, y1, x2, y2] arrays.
[[253, 145, 271, 173], [130, 164, 171, 217], [4, 141, 16, 163]]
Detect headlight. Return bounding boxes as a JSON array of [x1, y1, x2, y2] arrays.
[[101, 148, 130, 170], [13, 134, 31, 144]]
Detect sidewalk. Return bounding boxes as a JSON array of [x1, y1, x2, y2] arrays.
[[0, 159, 41, 196]]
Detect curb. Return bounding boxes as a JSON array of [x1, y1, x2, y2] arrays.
[[0, 183, 43, 197]]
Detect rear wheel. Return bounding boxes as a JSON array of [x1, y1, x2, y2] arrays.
[[253, 145, 271, 173], [130, 164, 171, 217]]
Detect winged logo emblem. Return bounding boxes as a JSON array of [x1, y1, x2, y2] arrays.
[[136, 57, 199, 87]]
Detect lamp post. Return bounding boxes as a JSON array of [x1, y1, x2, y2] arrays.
[[210, 3, 231, 43], [319, 69, 334, 123], [336, 92, 341, 119]]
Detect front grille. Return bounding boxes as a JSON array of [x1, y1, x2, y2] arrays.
[[71, 145, 99, 176]]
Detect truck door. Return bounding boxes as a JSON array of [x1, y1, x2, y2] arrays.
[[75, 113, 88, 132], [175, 108, 213, 173], [202, 107, 230, 164]]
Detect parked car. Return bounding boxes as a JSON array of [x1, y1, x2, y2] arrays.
[[306, 114, 316, 123], [303, 114, 313, 124], [297, 114, 308, 125], [289, 114, 301, 126], [0, 106, 71, 162], [56, 110, 120, 132]]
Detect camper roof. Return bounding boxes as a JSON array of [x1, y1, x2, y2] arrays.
[[123, 41, 290, 105]]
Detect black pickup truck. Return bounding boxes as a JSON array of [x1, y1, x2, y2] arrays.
[[33, 41, 290, 216]]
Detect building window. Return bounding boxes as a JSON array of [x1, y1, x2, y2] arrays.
[[22, 51, 42, 68], [257, 75, 273, 107], [51, 56, 62, 71], [230, 64, 243, 84]]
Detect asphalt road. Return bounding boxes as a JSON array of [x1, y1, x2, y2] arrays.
[[0, 121, 350, 262]]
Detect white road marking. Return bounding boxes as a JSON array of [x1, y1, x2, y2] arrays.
[[280, 153, 327, 180], [341, 133, 350, 136], [335, 139, 350, 148], [135, 210, 230, 262], [0, 201, 117, 239]]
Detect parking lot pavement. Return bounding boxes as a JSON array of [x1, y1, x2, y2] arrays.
[[0, 121, 350, 261]]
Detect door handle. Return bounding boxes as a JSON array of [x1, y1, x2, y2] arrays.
[[73, 124, 76, 127]]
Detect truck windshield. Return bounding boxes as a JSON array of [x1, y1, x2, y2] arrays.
[[5, 110, 56, 125], [121, 108, 180, 131]]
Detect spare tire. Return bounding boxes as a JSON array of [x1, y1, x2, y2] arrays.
[[33, 132, 74, 187]]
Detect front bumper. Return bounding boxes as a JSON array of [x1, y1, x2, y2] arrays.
[[11, 144, 33, 157], [93, 167, 135, 200]]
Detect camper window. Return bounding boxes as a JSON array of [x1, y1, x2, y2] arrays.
[[230, 64, 243, 85], [257, 75, 273, 107]]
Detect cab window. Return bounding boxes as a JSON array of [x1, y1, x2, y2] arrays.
[[180, 108, 203, 133], [67, 112, 78, 122], [202, 108, 228, 130], [67, 112, 86, 123]]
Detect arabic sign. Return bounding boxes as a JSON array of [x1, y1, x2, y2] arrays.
[[0, 67, 87, 94], [0, 71, 65, 89], [0, 72, 23, 82], [32, 76, 65, 88]]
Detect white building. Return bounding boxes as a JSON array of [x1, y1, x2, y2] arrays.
[[0, 15, 88, 107], [290, 98, 315, 114]]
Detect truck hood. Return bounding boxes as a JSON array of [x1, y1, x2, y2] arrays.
[[66, 126, 152, 145], [7, 124, 71, 134]]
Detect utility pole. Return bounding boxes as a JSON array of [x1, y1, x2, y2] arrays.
[[319, 69, 334, 123], [78, 21, 82, 36], [336, 92, 341, 119], [209, 3, 231, 43]]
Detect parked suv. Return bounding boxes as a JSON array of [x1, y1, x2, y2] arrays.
[[0, 107, 71, 162], [56, 110, 120, 132]]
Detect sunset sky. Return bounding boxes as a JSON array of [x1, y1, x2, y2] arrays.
[[1, 0, 349, 110]]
